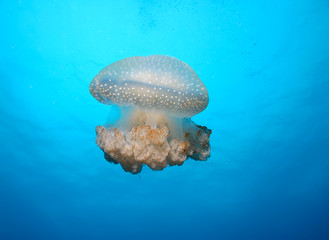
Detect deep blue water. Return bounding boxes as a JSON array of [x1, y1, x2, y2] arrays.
[[1, 1, 329, 239]]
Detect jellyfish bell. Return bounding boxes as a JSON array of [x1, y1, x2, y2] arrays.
[[90, 55, 212, 174], [90, 55, 208, 117]]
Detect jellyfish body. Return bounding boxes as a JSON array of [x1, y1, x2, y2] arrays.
[[90, 55, 211, 174]]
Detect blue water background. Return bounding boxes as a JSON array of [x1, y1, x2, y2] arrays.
[[1, 1, 329, 239]]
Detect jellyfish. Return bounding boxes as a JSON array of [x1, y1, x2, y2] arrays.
[[89, 55, 211, 174]]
